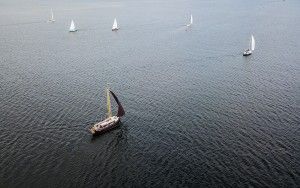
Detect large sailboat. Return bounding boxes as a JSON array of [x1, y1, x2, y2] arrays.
[[186, 14, 193, 27], [89, 88, 125, 135], [69, 20, 77, 32], [112, 18, 119, 31], [48, 9, 55, 22], [243, 35, 255, 56]]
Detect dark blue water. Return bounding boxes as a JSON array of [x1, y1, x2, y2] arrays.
[[0, 0, 299, 187]]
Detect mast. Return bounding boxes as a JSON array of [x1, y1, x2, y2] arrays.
[[106, 88, 112, 118], [190, 14, 193, 25]]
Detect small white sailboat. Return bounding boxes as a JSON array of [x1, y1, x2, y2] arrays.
[[243, 35, 255, 56], [69, 20, 77, 32], [112, 18, 119, 31], [48, 9, 55, 22], [186, 14, 193, 27]]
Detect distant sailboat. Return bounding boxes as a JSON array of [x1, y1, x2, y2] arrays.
[[112, 18, 119, 31], [48, 9, 55, 22], [243, 35, 255, 56], [186, 14, 193, 27], [69, 20, 77, 32], [89, 87, 125, 135]]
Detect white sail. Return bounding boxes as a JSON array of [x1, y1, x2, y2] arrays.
[[187, 14, 193, 26], [251, 35, 255, 51], [112, 18, 118, 30], [51, 9, 54, 20], [48, 9, 55, 22], [69, 20, 76, 32]]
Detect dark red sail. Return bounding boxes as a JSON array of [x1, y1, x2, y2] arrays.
[[109, 90, 125, 117]]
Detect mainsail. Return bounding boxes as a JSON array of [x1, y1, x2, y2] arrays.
[[109, 90, 125, 117], [106, 88, 112, 118], [50, 9, 54, 21], [251, 35, 255, 51], [187, 14, 193, 26], [70, 20, 76, 31], [112, 18, 118, 30]]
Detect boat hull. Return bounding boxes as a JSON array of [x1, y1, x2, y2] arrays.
[[90, 116, 120, 136], [112, 28, 119, 31], [243, 50, 252, 56]]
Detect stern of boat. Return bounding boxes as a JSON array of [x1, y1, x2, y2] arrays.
[[89, 127, 96, 135]]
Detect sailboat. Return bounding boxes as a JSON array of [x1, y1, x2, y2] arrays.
[[69, 20, 77, 32], [243, 35, 255, 56], [186, 14, 193, 27], [48, 9, 55, 22], [89, 88, 125, 135], [112, 18, 119, 31]]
